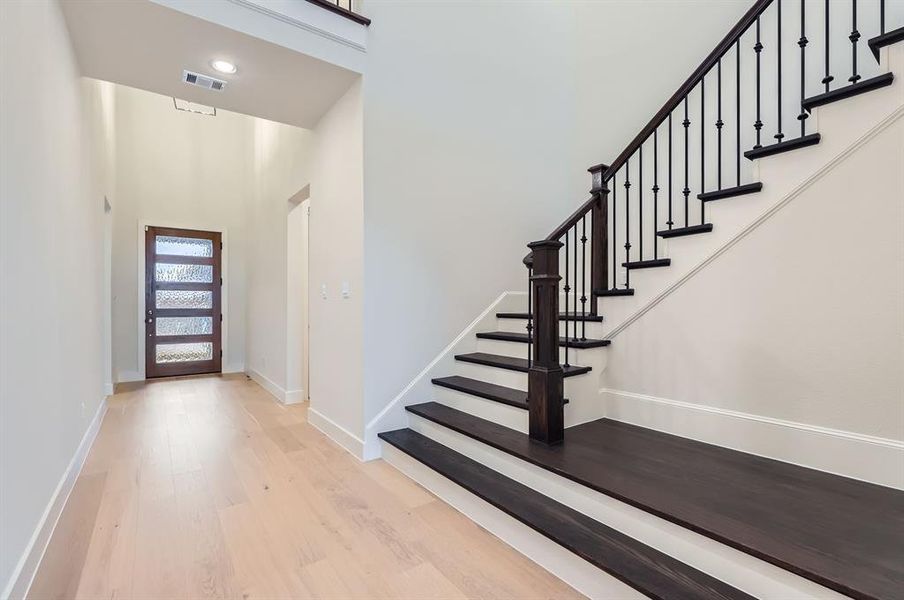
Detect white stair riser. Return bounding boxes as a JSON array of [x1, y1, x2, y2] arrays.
[[407, 415, 848, 600], [496, 318, 607, 339], [431, 385, 529, 432], [454, 361, 592, 392], [476, 338, 598, 365]]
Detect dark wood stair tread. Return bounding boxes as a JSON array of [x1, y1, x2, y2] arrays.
[[476, 331, 610, 349], [744, 133, 820, 160], [403, 402, 904, 600], [379, 428, 754, 600], [594, 288, 635, 297], [698, 182, 763, 202], [454, 352, 591, 377], [869, 26, 904, 60], [801, 73, 895, 112], [657, 224, 713, 238], [496, 311, 604, 322], [622, 258, 671, 269], [431, 375, 568, 409]]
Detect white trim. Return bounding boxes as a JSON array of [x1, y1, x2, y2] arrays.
[[605, 104, 904, 340], [308, 407, 365, 460], [601, 387, 904, 489], [137, 219, 230, 381], [284, 389, 305, 405], [362, 291, 519, 460], [224, 0, 366, 52], [246, 368, 289, 403], [381, 444, 645, 600], [103, 382, 114, 397], [2, 397, 108, 600]]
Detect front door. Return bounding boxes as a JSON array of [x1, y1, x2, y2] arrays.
[[145, 226, 222, 378]]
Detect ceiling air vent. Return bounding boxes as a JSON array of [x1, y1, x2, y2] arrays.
[[182, 70, 227, 92]]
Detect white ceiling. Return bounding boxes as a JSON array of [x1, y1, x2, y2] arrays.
[[60, 0, 360, 129]]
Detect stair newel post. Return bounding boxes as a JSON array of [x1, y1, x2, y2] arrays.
[[588, 163, 609, 316], [527, 239, 565, 445]]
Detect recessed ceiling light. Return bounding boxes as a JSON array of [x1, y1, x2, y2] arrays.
[[211, 60, 236, 74]]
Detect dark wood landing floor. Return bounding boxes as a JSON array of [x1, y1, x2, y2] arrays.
[[406, 402, 904, 600]]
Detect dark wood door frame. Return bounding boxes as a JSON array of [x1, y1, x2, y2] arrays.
[[144, 226, 222, 378]]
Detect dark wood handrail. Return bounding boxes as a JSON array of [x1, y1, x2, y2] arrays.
[[546, 194, 599, 242], [602, 0, 772, 181], [305, 0, 371, 26]]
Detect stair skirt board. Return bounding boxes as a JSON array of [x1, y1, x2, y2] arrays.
[[401, 414, 847, 600], [380, 443, 647, 600]]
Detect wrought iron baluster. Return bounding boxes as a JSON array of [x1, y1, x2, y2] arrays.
[[564, 229, 570, 367], [799, 0, 809, 136], [624, 159, 632, 290], [775, 0, 784, 143], [881, 0, 886, 34], [653, 128, 660, 259], [754, 15, 764, 149], [683, 98, 690, 227], [668, 113, 674, 229], [612, 172, 618, 290], [639, 145, 644, 260], [849, 0, 861, 84], [573, 224, 578, 346], [736, 39, 741, 186], [823, 0, 834, 92], [700, 75, 706, 223], [580, 216, 587, 340], [717, 59, 723, 191], [527, 265, 533, 366]]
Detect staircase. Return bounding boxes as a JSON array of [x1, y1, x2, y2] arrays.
[[379, 1, 904, 598]]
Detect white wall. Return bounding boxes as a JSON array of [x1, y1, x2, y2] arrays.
[[602, 114, 904, 443], [358, 1, 754, 435], [246, 120, 315, 397], [0, 0, 111, 594], [308, 80, 365, 445]]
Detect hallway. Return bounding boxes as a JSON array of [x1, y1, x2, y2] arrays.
[[29, 376, 581, 599]]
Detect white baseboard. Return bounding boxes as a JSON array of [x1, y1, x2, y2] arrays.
[[103, 382, 114, 397], [308, 406, 364, 460], [223, 363, 245, 374], [2, 397, 108, 600], [284, 389, 305, 405], [602, 388, 904, 489], [246, 368, 294, 405], [116, 370, 142, 383]]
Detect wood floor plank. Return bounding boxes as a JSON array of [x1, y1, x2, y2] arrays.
[[28, 375, 584, 599]]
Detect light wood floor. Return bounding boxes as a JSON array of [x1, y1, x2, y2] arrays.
[[28, 374, 583, 600]]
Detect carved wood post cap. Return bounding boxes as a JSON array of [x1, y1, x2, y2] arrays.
[[588, 163, 610, 192]]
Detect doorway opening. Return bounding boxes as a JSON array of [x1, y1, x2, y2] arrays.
[[144, 226, 223, 378]]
